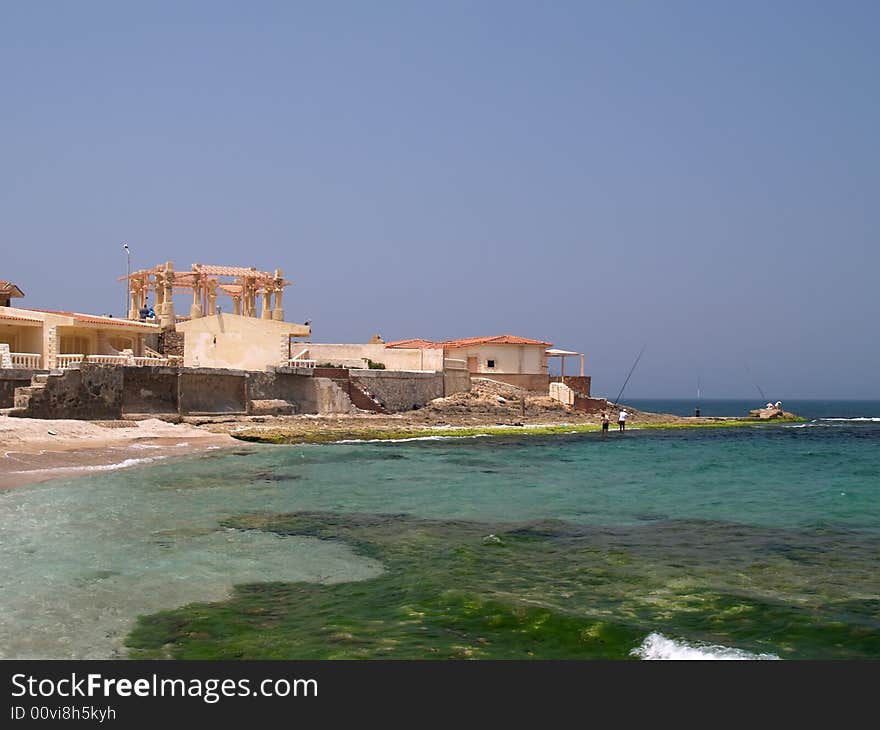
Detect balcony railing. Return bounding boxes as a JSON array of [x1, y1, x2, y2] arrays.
[[9, 353, 42, 369], [56, 354, 172, 368], [285, 358, 316, 368], [56, 354, 85, 368]]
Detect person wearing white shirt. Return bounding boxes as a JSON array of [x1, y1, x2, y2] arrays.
[[618, 409, 628, 432]]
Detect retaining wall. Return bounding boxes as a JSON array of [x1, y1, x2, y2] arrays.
[[0, 369, 45, 408], [14, 366, 124, 420], [122, 367, 179, 414], [443, 369, 471, 397], [472, 373, 550, 391], [179, 369, 248, 414], [351, 369, 444, 412]]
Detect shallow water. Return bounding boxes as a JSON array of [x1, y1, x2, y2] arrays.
[[1, 402, 878, 659]]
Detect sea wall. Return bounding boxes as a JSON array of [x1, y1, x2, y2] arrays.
[[0, 369, 45, 408], [122, 367, 179, 414], [8, 363, 459, 420], [351, 369, 444, 412], [179, 369, 248, 414], [13, 366, 124, 420]]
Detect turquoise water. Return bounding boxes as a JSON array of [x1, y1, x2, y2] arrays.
[[1, 402, 878, 659]]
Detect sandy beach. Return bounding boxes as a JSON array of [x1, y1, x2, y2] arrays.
[[0, 416, 236, 489]]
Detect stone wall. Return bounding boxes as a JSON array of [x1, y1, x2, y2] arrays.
[[12, 366, 123, 419], [314, 378, 358, 414], [573, 395, 607, 413], [551, 375, 591, 397], [351, 369, 444, 412], [157, 330, 185, 358], [248, 370, 323, 414], [8, 364, 452, 419], [122, 367, 179, 414], [0, 369, 45, 408], [443, 368, 471, 397], [472, 373, 550, 392], [179, 369, 248, 414]]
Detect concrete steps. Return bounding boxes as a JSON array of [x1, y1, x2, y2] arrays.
[[10, 370, 62, 412], [348, 382, 389, 414]]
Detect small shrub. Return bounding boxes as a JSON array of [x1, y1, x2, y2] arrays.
[[365, 359, 386, 370]]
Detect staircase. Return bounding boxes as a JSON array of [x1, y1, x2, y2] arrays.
[[10, 371, 56, 414], [348, 381, 389, 414]]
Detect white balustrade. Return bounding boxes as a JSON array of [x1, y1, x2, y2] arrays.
[[9, 353, 42, 369], [286, 358, 316, 368], [56, 354, 85, 368]]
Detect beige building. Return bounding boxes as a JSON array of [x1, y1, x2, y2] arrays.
[[0, 305, 160, 370], [176, 312, 310, 371], [291, 342, 444, 372], [387, 335, 554, 390]]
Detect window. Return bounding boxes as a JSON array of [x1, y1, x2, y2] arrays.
[[487, 359, 495, 369]]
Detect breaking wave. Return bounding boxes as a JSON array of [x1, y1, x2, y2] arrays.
[[11, 456, 166, 475], [631, 633, 779, 660]]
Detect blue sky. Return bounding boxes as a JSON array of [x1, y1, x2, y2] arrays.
[[2, 1, 877, 398]]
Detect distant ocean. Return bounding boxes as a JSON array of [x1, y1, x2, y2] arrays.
[[1, 399, 878, 659], [626, 398, 880, 420]]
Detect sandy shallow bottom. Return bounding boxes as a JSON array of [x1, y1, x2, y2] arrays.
[[0, 416, 236, 489]]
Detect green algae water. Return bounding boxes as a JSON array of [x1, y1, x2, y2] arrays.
[[2, 405, 879, 659]]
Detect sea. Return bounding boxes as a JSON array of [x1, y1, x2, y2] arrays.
[[1, 399, 878, 660]]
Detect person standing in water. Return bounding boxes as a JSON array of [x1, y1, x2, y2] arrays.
[[600, 410, 610, 439], [618, 408, 628, 432]]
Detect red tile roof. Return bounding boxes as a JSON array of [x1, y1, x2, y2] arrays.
[[387, 335, 552, 349], [0, 311, 42, 323], [24, 309, 159, 329], [385, 338, 440, 349], [441, 335, 553, 348]]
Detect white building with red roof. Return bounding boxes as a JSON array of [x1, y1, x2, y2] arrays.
[[386, 334, 555, 390]]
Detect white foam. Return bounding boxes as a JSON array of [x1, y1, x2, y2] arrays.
[[818, 417, 880, 422], [11, 456, 166, 475], [333, 434, 489, 444], [631, 633, 779, 660]]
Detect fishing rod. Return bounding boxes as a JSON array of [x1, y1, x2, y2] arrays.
[[743, 362, 768, 402], [612, 345, 646, 406]]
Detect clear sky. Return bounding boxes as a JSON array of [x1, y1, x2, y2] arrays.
[[2, 1, 877, 398]]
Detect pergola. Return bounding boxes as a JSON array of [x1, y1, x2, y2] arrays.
[[121, 262, 290, 328], [545, 348, 585, 379]]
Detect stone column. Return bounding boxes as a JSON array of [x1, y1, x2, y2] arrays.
[[155, 276, 164, 312], [272, 269, 285, 321], [207, 280, 217, 316], [246, 285, 255, 317], [261, 288, 272, 319], [233, 295, 241, 315], [161, 262, 176, 329], [46, 326, 58, 370], [190, 281, 203, 319]]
